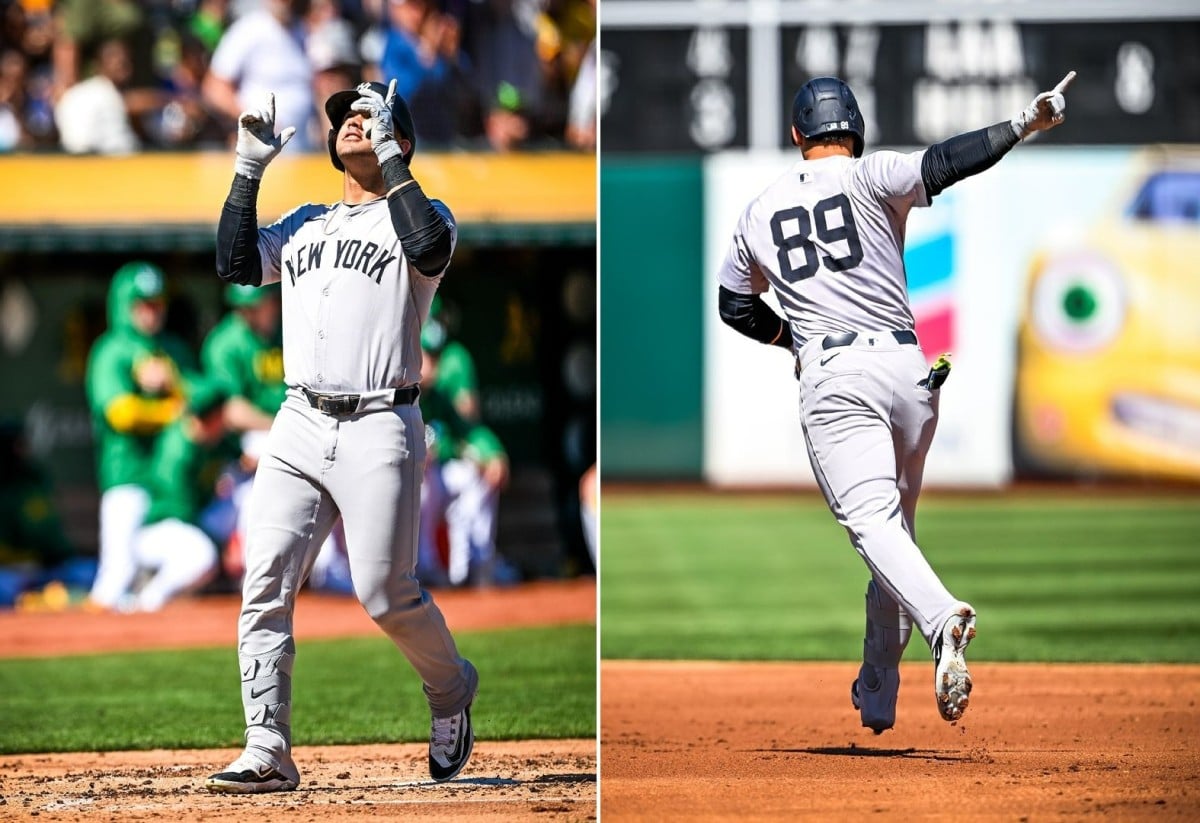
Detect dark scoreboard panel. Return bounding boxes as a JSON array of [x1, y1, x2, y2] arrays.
[[600, 19, 1200, 151], [601, 27, 750, 152]]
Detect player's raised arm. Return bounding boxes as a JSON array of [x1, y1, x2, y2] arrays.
[[920, 71, 1075, 199], [350, 79, 454, 277], [216, 92, 295, 286], [343, 82, 453, 278]]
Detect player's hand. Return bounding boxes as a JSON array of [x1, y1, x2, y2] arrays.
[[234, 92, 296, 179], [133, 356, 176, 395], [350, 79, 401, 163], [481, 457, 509, 492], [1011, 71, 1075, 140]]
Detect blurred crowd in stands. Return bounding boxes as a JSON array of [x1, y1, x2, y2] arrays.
[[0, 0, 596, 155]]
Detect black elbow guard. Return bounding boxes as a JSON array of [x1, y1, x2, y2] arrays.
[[387, 185, 453, 274], [381, 156, 453, 275], [921, 121, 1019, 198], [718, 286, 793, 349]]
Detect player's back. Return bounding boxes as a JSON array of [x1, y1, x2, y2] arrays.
[[734, 150, 929, 343]]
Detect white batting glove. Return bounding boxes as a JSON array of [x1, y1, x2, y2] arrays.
[[1011, 71, 1076, 140], [350, 79, 401, 163], [234, 92, 296, 179]]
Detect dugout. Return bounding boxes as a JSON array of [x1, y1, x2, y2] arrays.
[[0, 152, 596, 579]]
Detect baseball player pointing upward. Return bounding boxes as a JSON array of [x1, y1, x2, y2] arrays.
[[719, 73, 1075, 732], [205, 80, 478, 792]]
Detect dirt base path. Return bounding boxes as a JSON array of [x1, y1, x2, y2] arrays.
[[0, 741, 595, 821], [0, 579, 596, 820], [602, 660, 1200, 820]]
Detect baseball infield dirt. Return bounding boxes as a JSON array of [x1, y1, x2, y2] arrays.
[[0, 579, 596, 821], [602, 660, 1200, 820]]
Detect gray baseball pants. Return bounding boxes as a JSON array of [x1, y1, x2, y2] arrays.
[[797, 334, 963, 648], [236, 389, 478, 759]]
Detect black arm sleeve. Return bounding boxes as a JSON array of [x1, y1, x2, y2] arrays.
[[920, 121, 1020, 199], [381, 155, 454, 276], [215, 174, 264, 286], [718, 286, 794, 349]]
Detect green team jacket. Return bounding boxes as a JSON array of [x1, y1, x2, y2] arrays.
[[201, 312, 286, 415], [85, 271, 197, 492], [436, 340, 478, 410], [142, 421, 221, 526], [420, 381, 505, 465]]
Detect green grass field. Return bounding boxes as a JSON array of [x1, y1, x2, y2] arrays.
[[600, 492, 1200, 663], [0, 623, 594, 755]]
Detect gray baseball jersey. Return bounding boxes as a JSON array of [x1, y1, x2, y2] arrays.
[[258, 198, 456, 392], [718, 151, 929, 344]]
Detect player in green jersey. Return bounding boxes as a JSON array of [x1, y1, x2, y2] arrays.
[[418, 329, 510, 587], [85, 261, 198, 611], [118, 381, 226, 611]]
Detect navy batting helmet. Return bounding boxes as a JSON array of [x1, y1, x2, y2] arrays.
[[791, 77, 865, 157], [325, 82, 417, 171]]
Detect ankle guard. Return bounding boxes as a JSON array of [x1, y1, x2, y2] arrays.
[[863, 579, 913, 669], [240, 652, 295, 743]]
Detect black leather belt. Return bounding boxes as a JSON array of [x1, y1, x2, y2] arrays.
[[821, 329, 917, 350], [301, 385, 420, 416]]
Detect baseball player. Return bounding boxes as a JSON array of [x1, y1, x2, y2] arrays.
[[201, 283, 286, 437], [424, 296, 482, 422], [199, 283, 282, 575], [718, 73, 1075, 732], [418, 331, 509, 587], [204, 81, 478, 793], [115, 380, 225, 612], [85, 262, 197, 612]]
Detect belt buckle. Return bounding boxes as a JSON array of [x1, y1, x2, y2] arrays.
[[317, 394, 355, 415]]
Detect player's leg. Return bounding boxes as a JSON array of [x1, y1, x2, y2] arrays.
[[800, 347, 970, 640], [804, 427, 913, 732], [465, 467, 502, 585], [328, 404, 478, 780], [441, 457, 485, 586], [131, 519, 218, 611], [850, 578, 912, 733], [88, 484, 150, 609], [208, 402, 340, 793], [894, 361, 939, 539], [891, 347, 976, 722], [223, 469, 257, 582]]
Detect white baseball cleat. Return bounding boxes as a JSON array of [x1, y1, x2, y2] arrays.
[[933, 603, 977, 722], [850, 663, 900, 734], [205, 749, 300, 793]]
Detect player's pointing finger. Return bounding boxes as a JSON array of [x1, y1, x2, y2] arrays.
[[1053, 70, 1076, 94], [385, 78, 397, 106]]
